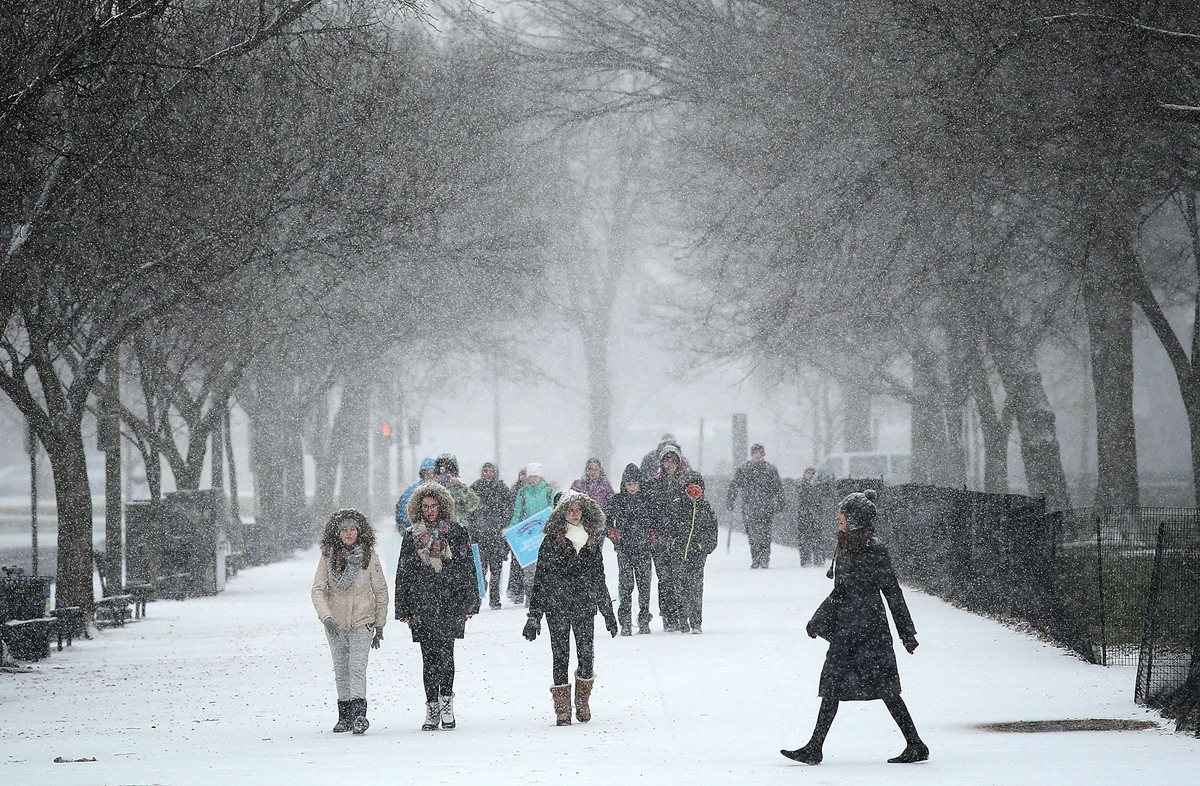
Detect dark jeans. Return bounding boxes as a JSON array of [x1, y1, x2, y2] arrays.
[[678, 554, 707, 629], [547, 613, 595, 686], [746, 513, 774, 567], [616, 549, 653, 626], [652, 545, 681, 626], [418, 639, 456, 702], [507, 561, 526, 602], [796, 515, 823, 565], [478, 539, 506, 606]]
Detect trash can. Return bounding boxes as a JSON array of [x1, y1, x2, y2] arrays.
[[0, 575, 53, 621], [161, 490, 232, 598]]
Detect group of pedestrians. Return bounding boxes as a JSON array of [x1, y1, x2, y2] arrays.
[[310, 436, 928, 765], [726, 444, 833, 568]]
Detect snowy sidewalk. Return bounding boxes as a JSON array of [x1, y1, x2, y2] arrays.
[[2, 525, 1196, 785]]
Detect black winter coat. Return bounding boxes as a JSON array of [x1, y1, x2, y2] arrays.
[[394, 522, 481, 642], [810, 537, 916, 701], [677, 497, 719, 563], [728, 460, 784, 517], [468, 478, 514, 551], [527, 535, 613, 620], [646, 469, 705, 545], [603, 491, 656, 556]]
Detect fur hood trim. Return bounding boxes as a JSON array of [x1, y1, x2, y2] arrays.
[[406, 481, 457, 525], [543, 490, 606, 541]]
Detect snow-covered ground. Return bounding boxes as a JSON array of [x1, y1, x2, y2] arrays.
[[2, 525, 1196, 785]]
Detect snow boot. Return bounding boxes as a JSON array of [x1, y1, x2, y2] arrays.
[[332, 700, 352, 733], [439, 692, 456, 730], [350, 698, 369, 735], [887, 742, 929, 764], [638, 621, 651, 635], [780, 743, 823, 765], [550, 684, 572, 726], [620, 624, 632, 636], [421, 700, 440, 731], [574, 673, 594, 723]]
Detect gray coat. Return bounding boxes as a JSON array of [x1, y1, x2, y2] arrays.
[[810, 537, 916, 701]]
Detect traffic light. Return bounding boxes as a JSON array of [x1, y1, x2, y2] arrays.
[[380, 421, 394, 443]]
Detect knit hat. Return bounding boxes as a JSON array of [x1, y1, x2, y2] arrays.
[[419, 457, 436, 473], [620, 463, 644, 486], [659, 432, 676, 444], [838, 489, 878, 529], [750, 443, 765, 454], [525, 462, 545, 478], [658, 444, 682, 462]]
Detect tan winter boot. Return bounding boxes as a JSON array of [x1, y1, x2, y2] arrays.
[[550, 684, 572, 726], [574, 673, 595, 723]]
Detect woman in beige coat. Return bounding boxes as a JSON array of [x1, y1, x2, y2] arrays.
[[312, 508, 389, 734]]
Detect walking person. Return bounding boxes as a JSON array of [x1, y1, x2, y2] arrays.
[[603, 463, 656, 635], [676, 480, 719, 634], [396, 457, 437, 532], [507, 462, 554, 605], [726, 443, 784, 568], [645, 443, 701, 632], [395, 483, 481, 731], [781, 489, 928, 765], [311, 509, 389, 735], [435, 453, 479, 524], [795, 467, 824, 566], [570, 457, 615, 510], [469, 462, 514, 609], [522, 492, 619, 725]]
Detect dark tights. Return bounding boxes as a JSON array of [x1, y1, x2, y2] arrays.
[[547, 614, 594, 686], [807, 695, 921, 748], [419, 639, 456, 702]]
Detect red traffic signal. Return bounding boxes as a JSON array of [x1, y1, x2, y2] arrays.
[[380, 422, 394, 440]]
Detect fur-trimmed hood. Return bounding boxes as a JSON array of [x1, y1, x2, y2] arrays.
[[320, 508, 377, 570], [406, 481, 457, 526], [543, 490, 606, 543]]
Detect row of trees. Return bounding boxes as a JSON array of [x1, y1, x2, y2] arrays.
[[476, 0, 1200, 509], [0, 1, 551, 609]]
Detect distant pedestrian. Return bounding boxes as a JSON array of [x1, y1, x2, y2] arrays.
[[395, 457, 437, 532], [469, 462, 514, 609], [726, 443, 784, 568], [640, 432, 677, 476], [645, 443, 702, 632], [522, 492, 619, 725], [507, 462, 555, 605], [795, 467, 824, 566], [676, 480, 719, 634], [311, 509, 389, 735], [603, 463, 656, 635], [395, 483, 480, 731], [570, 457, 615, 510], [435, 453, 479, 524], [781, 489, 928, 766]]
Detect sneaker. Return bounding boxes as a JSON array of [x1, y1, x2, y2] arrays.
[[691, 626, 702, 634], [489, 601, 502, 610]]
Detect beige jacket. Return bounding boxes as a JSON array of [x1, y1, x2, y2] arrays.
[[312, 552, 389, 630]]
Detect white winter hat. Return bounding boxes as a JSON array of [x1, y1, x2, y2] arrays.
[[525, 462, 545, 478]]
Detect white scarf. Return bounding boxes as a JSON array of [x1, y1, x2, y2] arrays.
[[565, 523, 588, 553]]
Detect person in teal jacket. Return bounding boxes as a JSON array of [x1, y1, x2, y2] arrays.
[[507, 462, 555, 604]]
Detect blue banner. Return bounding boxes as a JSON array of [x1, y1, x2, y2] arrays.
[[505, 506, 551, 568], [470, 544, 485, 599]]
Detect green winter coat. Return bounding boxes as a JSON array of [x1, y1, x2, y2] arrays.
[[511, 480, 554, 528]]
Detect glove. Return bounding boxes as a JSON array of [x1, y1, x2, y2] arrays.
[[647, 528, 658, 542], [805, 620, 819, 639], [372, 627, 384, 649], [321, 616, 339, 635], [603, 611, 619, 638], [522, 615, 541, 641], [902, 635, 919, 654]]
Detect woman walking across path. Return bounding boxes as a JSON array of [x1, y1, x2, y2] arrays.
[[522, 492, 619, 725], [781, 489, 928, 765], [311, 509, 388, 735], [396, 483, 480, 731]]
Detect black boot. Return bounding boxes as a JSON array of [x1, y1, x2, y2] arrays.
[[332, 700, 352, 733], [780, 743, 823, 765], [887, 742, 929, 764], [350, 698, 369, 735]]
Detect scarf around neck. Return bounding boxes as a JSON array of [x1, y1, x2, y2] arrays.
[[329, 544, 365, 591], [413, 519, 453, 573], [565, 522, 588, 554]]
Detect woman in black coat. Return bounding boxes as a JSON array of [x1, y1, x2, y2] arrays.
[[522, 492, 619, 726], [395, 482, 481, 731], [781, 489, 928, 765]]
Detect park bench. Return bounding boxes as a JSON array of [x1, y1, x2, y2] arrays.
[[51, 606, 86, 649]]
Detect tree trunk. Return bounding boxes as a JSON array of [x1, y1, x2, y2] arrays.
[[335, 378, 370, 515], [1083, 229, 1139, 507], [582, 327, 612, 470], [990, 328, 1070, 511], [224, 407, 244, 553], [46, 430, 94, 610], [965, 350, 1009, 494], [910, 346, 941, 485]]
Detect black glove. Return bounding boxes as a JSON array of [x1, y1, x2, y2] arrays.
[[604, 614, 619, 638], [321, 616, 339, 635], [805, 620, 819, 639], [372, 627, 384, 649], [902, 635, 919, 654], [522, 615, 540, 641]]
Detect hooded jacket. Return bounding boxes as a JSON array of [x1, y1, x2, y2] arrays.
[[436, 452, 479, 523], [312, 509, 389, 630], [603, 463, 656, 553], [527, 492, 614, 621], [569, 461, 615, 509], [511, 477, 555, 528], [395, 482, 480, 641], [396, 457, 437, 532]]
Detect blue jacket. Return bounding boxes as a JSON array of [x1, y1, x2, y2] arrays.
[[396, 458, 436, 532]]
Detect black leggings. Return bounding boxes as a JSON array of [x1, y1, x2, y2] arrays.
[[547, 614, 594, 686], [808, 695, 921, 747], [419, 639, 456, 702]]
